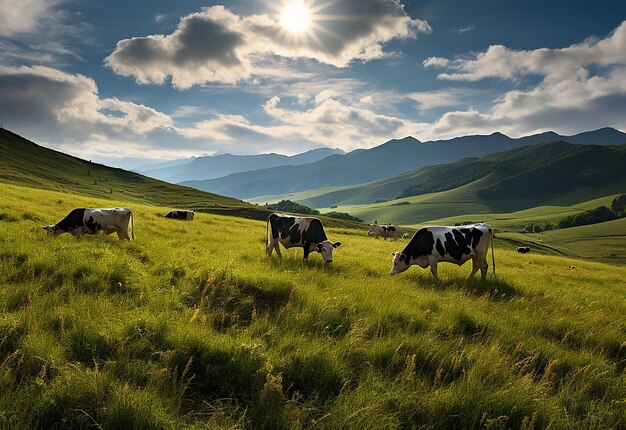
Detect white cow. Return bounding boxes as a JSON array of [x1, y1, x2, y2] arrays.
[[390, 224, 495, 281], [368, 224, 402, 240], [44, 208, 134, 240]]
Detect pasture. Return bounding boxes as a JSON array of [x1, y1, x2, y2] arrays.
[[1, 183, 625, 429]]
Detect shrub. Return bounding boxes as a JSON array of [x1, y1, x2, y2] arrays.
[[325, 211, 363, 223], [611, 193, 626, 215], [266, 200, 319, 215], [558, 206, 618, 229]]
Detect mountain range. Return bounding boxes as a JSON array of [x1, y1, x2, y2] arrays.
[[139, 147, 345, 183], [181, 128, 626, 200]]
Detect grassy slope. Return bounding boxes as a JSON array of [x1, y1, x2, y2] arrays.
[[0, 128, 268, 219], [320, 177, 626, 226], [1, 183, 625, 429], [0, 129, 364, 229], [251, 142, 626, 210]]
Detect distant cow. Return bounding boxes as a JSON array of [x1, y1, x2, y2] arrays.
[[402, 233, 409, 239], [44, 208, 134, 240], [368, 224, 402, 240], [165, 210, 194, 221], [266, 213, 341, 263], [517, 246, 531, 254], [390, 224, 494, 281]]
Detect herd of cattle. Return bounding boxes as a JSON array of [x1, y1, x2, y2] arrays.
[[43, 207, 498, 281]]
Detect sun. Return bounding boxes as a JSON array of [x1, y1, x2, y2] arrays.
[[280, 1, 312, 34]]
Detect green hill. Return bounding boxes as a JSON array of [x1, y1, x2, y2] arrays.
[[398, 141, 626, 201], [0, 128, 367, 228], [258, 141, 626, 212], [0, 128, 268, 218], [183, 128, 626, 200]]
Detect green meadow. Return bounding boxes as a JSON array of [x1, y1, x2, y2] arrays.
[[1, 183, 624, 429]]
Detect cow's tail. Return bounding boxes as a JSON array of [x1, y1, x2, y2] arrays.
[[490, 228, 496, 278], [266, 216, 270, 249], [130, 209, 135, 240]]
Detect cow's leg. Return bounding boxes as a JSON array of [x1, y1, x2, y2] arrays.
[[266, 239, 277, 257], [274, 241, 282, 258], [467, 256, 480, 279], [430, 261, 438, 279], [115, 230, 125, 240], [303, 243, 311, 260], [480, 259, 488, 282]]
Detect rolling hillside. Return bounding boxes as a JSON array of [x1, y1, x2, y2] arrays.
[[0, 128, 267, 219], [254, 142, 626, 225], [0, 128, 365, 228], [182, 128, 626, 199], [141, 147, 345, 183]]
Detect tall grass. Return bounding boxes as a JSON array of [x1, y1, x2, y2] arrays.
[[0, 183, 624, 428]]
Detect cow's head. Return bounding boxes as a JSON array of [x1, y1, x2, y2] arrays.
[[390, 252, 410, 275], [316, 240, 342, 263], [43, 224, 61, 236]]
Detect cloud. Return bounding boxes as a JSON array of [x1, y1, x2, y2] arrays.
[[0, 66, 174, 158], [424, 21, 626, 81], [179, 92, 423, 151], [106, 2, 431, 89], [407, 88, 483, 111], [0, 0, 88, 65], [454, 24, 475, 34], [416, 21, 626, 139], [0, 0, 59, 36]]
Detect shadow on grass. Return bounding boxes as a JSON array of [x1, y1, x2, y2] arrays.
[[410, 275, 524, 300], [265, 254, 342, 275]]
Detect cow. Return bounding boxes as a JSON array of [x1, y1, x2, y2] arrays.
[[517, 246, 531, 254], [368, 224, 402, 240], [390, 223, 495, 281], [43, 208, 134, 240], [266, 213, 341, 263], [402, 233, 410, 239], [165, 210, 194, 221]]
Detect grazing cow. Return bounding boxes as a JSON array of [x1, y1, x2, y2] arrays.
[[390, 224, 495, 281], [266, 213, 341, 263], [368, 224, 402, 240], [43, 208, 134, 240], [165, 210, 194, 221], [517, 246, 531, 254], [402, 233, 409, 239]]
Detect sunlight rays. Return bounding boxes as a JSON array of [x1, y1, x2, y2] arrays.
[[265, 0, 358, 51]]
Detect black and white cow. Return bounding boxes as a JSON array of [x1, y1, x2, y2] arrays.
[[165, 210, 194, 221], [43, 208, 134, 240], [368, 224, 402, 240], [390, 224, 494, 281], [266, 213, 341, 263], [517, 246, 531, 254]]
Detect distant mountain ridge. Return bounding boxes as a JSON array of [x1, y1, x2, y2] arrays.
[[182, 128, 626, 199], [140, 147, 345, 183]]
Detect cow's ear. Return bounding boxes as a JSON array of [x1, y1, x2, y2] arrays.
[[391, 252, 397, 256], [333, 242, 342, 248], [399, 253, 406, 261]]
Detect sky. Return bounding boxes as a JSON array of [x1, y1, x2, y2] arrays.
[[0, 0, 625, 169]]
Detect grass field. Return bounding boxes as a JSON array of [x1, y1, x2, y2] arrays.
[[1, 183, 624, 429]]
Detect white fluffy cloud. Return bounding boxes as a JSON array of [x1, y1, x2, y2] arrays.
[[424, 21, 626, 82], [106, 2, 431, 89], [417, 21, 626, 139], [0, 66, 175, 158], [178, 91, 422, 151], [0, 0, 59, 36]]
